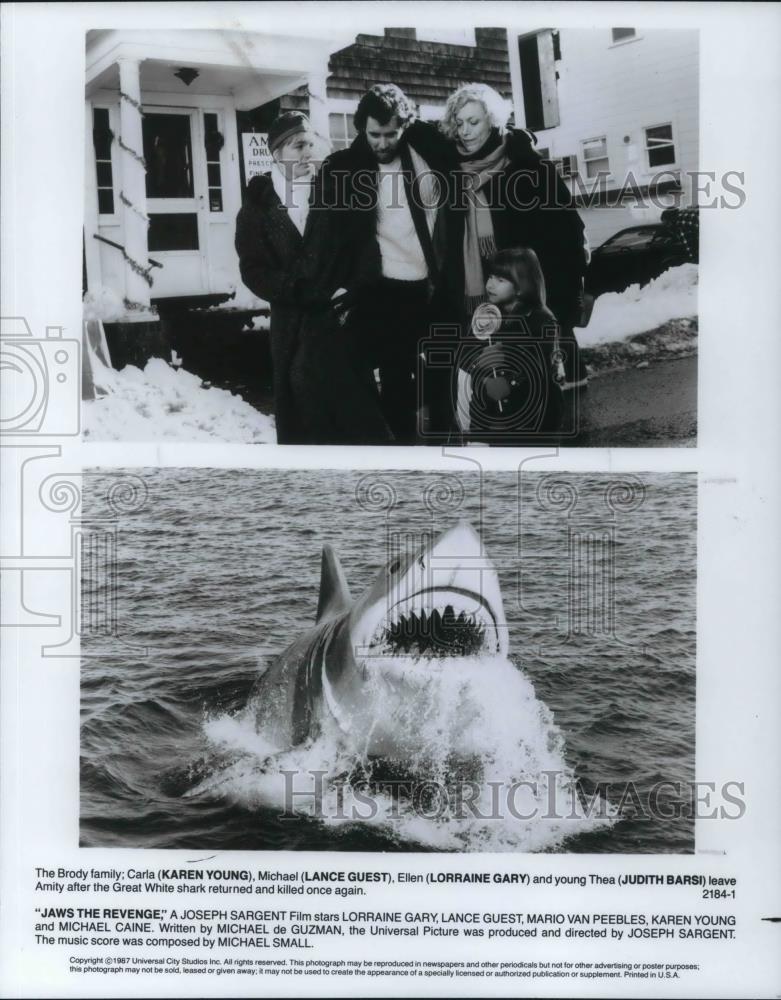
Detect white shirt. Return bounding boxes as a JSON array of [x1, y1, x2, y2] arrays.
[[376, 157, 428, 281]]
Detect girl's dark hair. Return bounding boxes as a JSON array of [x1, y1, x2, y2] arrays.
[[354, 84, 418, 132], [487, 247, 547, 308]]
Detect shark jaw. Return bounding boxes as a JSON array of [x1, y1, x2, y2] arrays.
[[349, 522, 508, 677], [363, 588, 499, 662]]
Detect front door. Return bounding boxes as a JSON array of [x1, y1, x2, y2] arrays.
[[142, 107, 208, 298]]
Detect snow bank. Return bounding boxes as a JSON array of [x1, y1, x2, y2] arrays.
[[580, 264, 697, 347], [221, 283, 269, 312], [82, 287, 158, 324], [83, 358, 276, 443]]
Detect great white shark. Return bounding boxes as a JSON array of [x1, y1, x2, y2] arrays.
[[252, 522, 508, 760]]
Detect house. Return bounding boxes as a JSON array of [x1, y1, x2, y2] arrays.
[[510, 27, 699, 247], [83, 26, 698, 338], [84, 27, 352, 314], [83, 27, 516, 322]]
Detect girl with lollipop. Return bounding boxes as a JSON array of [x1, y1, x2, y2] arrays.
[[457, 248, 573, 446]]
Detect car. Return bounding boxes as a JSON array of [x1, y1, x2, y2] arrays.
[[585, 215, 696, 298]]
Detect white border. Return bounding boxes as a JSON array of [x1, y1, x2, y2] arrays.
[[2, 3, 781, 999]]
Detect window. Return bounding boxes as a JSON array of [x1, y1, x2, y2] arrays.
[[328, 112, 356, 151], [142, 113, 194, 199], [582, 137, 610, 180], [606, 227, 656, 250], [538, 149, 579, 178], [92, 107, 114, 215], [203, 112, 224, 212], [147, 213, 199, 252], [644, 123, 676, 168], [557, 154, 578, 178], [611, 28, 637, 43]]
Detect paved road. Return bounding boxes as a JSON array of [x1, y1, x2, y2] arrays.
[[575, 355, 697, 447], [226, 349, 697, 448]]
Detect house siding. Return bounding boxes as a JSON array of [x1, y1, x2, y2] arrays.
[[533, 28, 699, 246], [256, 27, 698, 249]]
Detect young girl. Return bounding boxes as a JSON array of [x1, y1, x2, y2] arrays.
[[457, 247, 581, 446]]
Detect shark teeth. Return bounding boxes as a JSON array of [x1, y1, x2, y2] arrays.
[[366, 593, 497, 660]]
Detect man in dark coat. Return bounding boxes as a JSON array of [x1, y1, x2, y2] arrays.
[[303, 84, 461, 443]]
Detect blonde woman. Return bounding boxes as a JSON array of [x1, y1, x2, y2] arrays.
[[440, 84, 586, 326], [439, 82, 589, 403]]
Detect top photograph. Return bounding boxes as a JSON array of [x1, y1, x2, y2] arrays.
[[82, 25, 700, 447]]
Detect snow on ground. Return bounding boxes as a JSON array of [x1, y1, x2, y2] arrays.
[[580, 264, 697, 347], [83, 358, 276, 443], [82, 287, 158, 324]]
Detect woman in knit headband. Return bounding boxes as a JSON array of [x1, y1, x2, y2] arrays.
[[235, 112, 393, 444]]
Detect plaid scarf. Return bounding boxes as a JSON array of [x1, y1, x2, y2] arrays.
[[458, 138, 510, 313]]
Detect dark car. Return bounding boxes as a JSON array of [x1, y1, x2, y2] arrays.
[[585, 212, 697, 298]]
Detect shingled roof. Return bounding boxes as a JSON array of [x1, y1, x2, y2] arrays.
[[327, 27, 512, 104], [278, 27, 513, 112]]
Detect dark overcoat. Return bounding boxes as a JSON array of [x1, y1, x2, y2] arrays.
[[443, 135, 588, 329], [235, 174, 317, 443], [235, 173, 393, 444]]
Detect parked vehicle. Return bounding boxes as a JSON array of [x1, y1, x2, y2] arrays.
[[585, 213, 697, 297]]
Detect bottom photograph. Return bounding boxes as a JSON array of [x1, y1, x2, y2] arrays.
[[80, 469, 696, 854]]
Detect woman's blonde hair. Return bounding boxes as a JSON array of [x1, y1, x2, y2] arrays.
[[439, 83, 512, 141], [488, 248, 547, 309]]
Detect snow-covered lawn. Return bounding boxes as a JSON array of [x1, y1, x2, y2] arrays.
[[83, 358, 276, 443], [81, 266, 696, 442], [580, 263, 697, 347]]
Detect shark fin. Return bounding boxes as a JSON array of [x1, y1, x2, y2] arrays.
[[316, 545, 352, 623]]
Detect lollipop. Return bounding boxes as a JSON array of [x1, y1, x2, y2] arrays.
[[471, 302, 502, 341]]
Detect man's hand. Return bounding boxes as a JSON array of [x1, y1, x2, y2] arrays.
[[330, 287, 351, 327], [505, 127, 542, 166]]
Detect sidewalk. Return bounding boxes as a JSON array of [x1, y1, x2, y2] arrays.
[[576, 355, 697, 447]]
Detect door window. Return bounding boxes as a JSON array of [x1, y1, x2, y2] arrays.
[[143, 113, 194, 199], [147, 213, 199, 252]]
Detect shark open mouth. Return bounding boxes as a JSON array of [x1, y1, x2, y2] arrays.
[[363, 589, 500, 661]]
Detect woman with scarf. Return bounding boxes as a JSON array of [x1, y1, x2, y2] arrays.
[[440, 83, 589, 441]]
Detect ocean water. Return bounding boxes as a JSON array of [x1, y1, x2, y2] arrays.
[[81, 469, 696, 853]]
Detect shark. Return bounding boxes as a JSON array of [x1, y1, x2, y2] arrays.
[[252, 522, 508, 760]]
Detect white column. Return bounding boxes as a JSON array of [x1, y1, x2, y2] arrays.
[[117, 57, 150, 309], [83, 101, 103, 294], [506, 29, 527, 129], [307, 64, 330, 142]]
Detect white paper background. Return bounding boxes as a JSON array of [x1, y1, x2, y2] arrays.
[[1, 2, 780, 997]]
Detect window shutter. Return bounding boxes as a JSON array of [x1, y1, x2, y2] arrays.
[[536, 29, 560, 129]]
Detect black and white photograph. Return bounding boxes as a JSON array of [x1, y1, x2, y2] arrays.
[[80, 469, 696, 853], [3, 2, 781, 998], [82, 24, 699, 446]]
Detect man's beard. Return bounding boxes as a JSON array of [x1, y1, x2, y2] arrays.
[[374, 148, 399, 163]]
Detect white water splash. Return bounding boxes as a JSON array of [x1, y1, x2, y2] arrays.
[[193, 655, 616, 851]]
